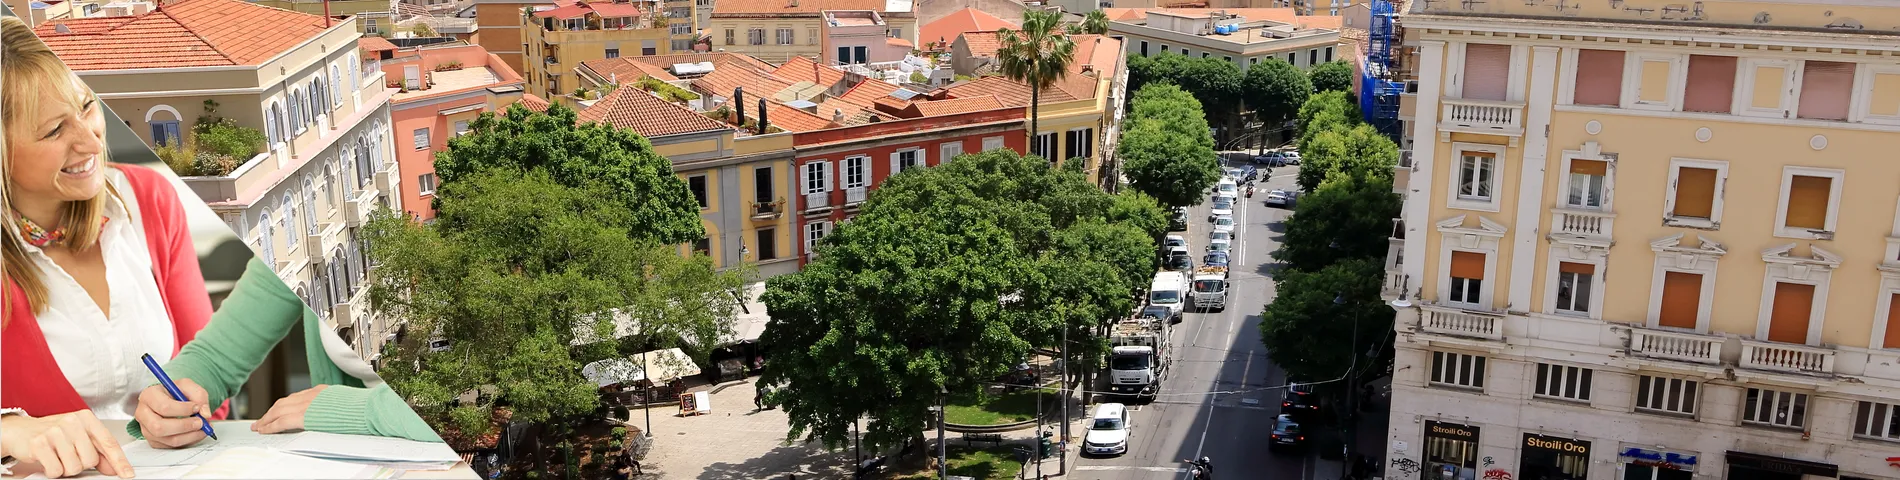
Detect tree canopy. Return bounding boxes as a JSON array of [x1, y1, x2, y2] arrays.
[[1118, 83, 1222, 208], [1242, 57, 1311, 128], [998, 10, 1077, 155], [1296, 123, 1400, 194], [1258, 258, 1394, 385], [1309, 60, 1355, 94], [759, 149, 1159, 452], [1271, 174, 1401, 274]]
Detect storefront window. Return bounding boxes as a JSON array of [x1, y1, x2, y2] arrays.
[[1618, 447, 1696, 480], [1423, 421, 1479, 480], [1521, 434, 1590, 480]]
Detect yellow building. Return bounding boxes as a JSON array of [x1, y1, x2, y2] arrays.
[[252, 0, 397, 35], [707, 0, 915, 64], [1383, 1, 1900, 478], [944, 34, 1128, 185], [521, 0, 675, 102]]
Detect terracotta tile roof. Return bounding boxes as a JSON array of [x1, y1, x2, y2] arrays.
[[35, 0, 334, 70], [956, 31, 1004, 58], [712, 0, 896, 17], [815, 97, 873, 125], [532, 0, 642, 19], [1153, 7, 1298, 24], [1294, 15, 1343, 30], [887, 37, 913, 49], [911, 95, 1004, 117], [578, 85, 732, 137], [692, 64, 797, 100], [1101, 8, 1147, 21], [764, 102, 835, 132], [581, 57, 678, 82], [515, 94, 552, 113], [772, 56, 846, 89], [359, 36, 399, 53], [920, 7, 1014, 46], [836, 79, 900, 108], [943, 76, 1043, 107]]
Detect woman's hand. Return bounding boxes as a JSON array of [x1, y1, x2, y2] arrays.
[[252, 385, 329, 434], [0, 410, 136, 478], [134, 378, 214, 449]]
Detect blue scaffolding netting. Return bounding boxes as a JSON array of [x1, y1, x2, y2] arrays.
[[1360, 0, 1406, 142]]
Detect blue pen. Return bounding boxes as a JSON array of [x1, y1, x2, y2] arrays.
[[140, 354, 218, 440]]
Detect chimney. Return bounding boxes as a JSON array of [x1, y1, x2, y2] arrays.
[[756, 99, 770, 134], [733, 87, 746, 125], [832, 108, 845, 125], [788, 0, 797, 6]]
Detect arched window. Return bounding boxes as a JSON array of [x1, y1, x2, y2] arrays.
[[310, 80, 324, 119], [330, 65, 343, 106], [356, 139, 373, 188], [288, 90, 304, 133], [265, 102, 282, 145], [145, 105, 183, 147], [281, 192, 298, 252], [257, 211, 275, 265], [349, 53, 360, 95], [302, 177, 317, 235], [322, 159, 336, 207]]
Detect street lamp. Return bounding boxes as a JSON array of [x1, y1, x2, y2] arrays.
[[1334, 293, 1360, 479], [936, 387, 949, 480]]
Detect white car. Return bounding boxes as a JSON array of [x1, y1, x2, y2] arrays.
[[1207, 238, 1232, 253], [1216, 181, 1238, 197], [1083, 403, 1131, 456], [1211, 215, 1236, 235], [1209, 200, 1233, 222], [1264, 189, 1290, 208], [1164, 234, 1188, 250], [1209, 230, 1233, 244]]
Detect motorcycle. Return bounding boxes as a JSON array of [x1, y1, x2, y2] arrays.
[[1245, 187, 1254, 199], [1185, 457, 1213, 480]]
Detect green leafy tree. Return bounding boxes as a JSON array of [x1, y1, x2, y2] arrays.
[[1296, 123, 1399, 194], [1243, 58, 1310, 129], [1272, 174, 1400, 274], [1118, 84, 1221, 208], [998, 10, 1077, 159], [433, 103, 705, 244], [1258, 258, 1394, 387], [1174, 55, 1243, 115], [1309, 60, 1355, 93], [1083, 10, 1110, 34], [1106, 190, 1170, 243]]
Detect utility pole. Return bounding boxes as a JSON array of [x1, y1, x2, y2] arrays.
[[937, 389, 948, 480], [1059, 321, 1069, 475]]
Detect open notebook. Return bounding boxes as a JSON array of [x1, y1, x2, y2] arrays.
[[23, 448, 394, 479]]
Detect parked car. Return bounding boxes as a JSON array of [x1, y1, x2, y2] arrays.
[[1211, 215, 1236, 235], [1264, 189, 1290, 208], [1164, 234, 1188, 250], [1201, 252, 1229, 273], [1140, 304, 1181, 324], [1083, 403, 1132, 456], [1164, 247, 1194, 271], [1268, 414, 1307, 452], [1209, 230, 1233, 244], [1169, 209, 1189, 231], [1208, 199, 1234, 222], [1206, 238, 1232, 254], [1282, 382, 1320, 419]]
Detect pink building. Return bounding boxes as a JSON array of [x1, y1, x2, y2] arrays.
[[821, 10, 912, 66], [373, 42, 527, 222]]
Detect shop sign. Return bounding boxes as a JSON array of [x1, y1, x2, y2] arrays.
[[1619, 448, 1697, 471], [1426, 421, 1480, 443], [1523, 434, 1590, 456], [1725, 451, 1837, 478]]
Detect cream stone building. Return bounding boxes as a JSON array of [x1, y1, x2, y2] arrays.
[[707, 0, 915, 64], [1383, 2, 1900, 480]]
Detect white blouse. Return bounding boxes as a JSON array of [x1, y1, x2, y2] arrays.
[[13, 168, 177, 420]]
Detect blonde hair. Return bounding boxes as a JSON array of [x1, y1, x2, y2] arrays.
[[2, 15, 114, 316]]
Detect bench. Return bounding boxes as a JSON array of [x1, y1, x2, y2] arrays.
[[962, 433, 1004, 446]]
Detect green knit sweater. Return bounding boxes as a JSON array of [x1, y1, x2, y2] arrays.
[[128, 258, 442, 443]]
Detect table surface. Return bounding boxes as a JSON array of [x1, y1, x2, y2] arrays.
[[4, 421, 480, 479]]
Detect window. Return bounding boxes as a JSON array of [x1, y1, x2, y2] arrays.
[[1140, 40, 1148, 55], [670, 22, 691, 35], [1532, 363, 1592, 401], [1854, 401, 1900, 441], [1308, 49, 1316, 65], [150, 120, 181, 147], [1772, 168, 1843, 239], [843, 156, 866, 189], [1572, 49, 1625, 106], [808, 28, 817, 45], [281, 193, 298, 251], [804, 221, 830, 256], [1665, 160, 1725, 227], [417, 173, 438, 195], [776, 28, 793, 45], [754, 166, 774, 204], [1657, 271, 1703, 330], [1766, 282, 1815, 344], [1448, 251, 1484, 305], [453, 120, 469, 136], [1223, 56, 1232, 63], [289, 91, 305, 132], [1160, 44, 1168, 52], [1884, 292, 1900, 350], [266, 103, 282, 145], [257, 212, 275, 265], [692, 237, 711, 256], [1798, 61, 1855, 121], [751, 227, 778, 260], [803, 161, 830, 194], [1461, 43, 1511, 101], [853, 46, 868, 65], [982, 136, 1005, 151], [1324, 46, 1332, 62], [641, 40, 657, 56], [1564, 159, 1605, 208], [1742, 388, 1808, 428], [725, 29, 735, 45], [1456, 152, 1494, 201], [893, 148, 922, 173], [1287, 52, 1295, 64], [1429, 351, 1485, 389], [1553, 262, 1594, 314], [1630, 54, 1681, 109], [1031, 132, 1058, 160], [1634, 376, 1698, 415], [1064, 128, 1094, 161], [1683, 55, 1737, 114], [605, 48, 620, 58], [940, 141, 963, 163], [1250, 57, 1258, 66], [413, 128, 430, 150], [689, 175, 709, 208], [1202, 52, 1209, 59], [673, 39, 695, 51], [748, 28, 765, 45]]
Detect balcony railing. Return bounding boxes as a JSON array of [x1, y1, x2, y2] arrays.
[[1419, 305, 1504, 340], [805, 192, 830, 210], [753, 200, 782, 218], [1382, 271, 1407, 298], [1739, 340, 1836, 375], [343, 189, 377, 226], [845, 187, 867, 205], [1628, 328, 1722, 365], [1439, 98, 1525, 136], [1550, 208, 1615, 239]]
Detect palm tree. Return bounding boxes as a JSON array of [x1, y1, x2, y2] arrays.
[[1083, 10, 1110, 35], [996, 10, 1077, 165]]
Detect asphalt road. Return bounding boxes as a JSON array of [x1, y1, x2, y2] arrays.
[[1070, 163, 1312, 480]]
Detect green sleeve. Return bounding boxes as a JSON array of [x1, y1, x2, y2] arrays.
[[130, 257, 304, 439], [303, 384, 444, 443]]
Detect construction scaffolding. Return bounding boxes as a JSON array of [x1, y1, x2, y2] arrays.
[[1359, 0, 1406, 143]]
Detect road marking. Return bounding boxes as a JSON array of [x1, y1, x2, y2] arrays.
[[1077, 466, 1190, 473]]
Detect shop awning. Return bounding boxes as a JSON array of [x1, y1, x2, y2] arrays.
[[580, 348, 702, 387], [1724, 451, 1837, 478]]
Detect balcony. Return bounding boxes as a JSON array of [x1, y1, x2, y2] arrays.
[[1438, 98, 1525, 137], [343, 189, 378, 226], [805, 192, 831, 211], [1419, 305, 1504, 341], [301, 223, 343, 260], [752, 200, 783, 219], [1549, 208, 1615, 243], [845, 187, 867, 205], [1739, 339, 1836, 375], [1382, 270, 1407, 298], [1628, 328, 1722, 365]]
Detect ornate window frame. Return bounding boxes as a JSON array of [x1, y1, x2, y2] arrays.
[[1754, 243, 1840, 346], [1646, 233, 1726, 333], [1435, 214, 1507, 310]]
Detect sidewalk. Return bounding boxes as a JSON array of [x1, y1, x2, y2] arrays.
[[1311, 376, 1394, 480], [628, 377, 857, 480]]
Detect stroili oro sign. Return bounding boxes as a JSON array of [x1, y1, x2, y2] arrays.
[[1524, 434, 1591, 456], [1426, 421, 1480, 443]]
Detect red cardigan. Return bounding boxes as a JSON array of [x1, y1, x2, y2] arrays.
[[3, 164, 221, 418]]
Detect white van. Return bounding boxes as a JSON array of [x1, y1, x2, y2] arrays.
[[1149, 271, 1188, 319]]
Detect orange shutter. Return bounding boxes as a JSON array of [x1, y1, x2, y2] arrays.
[[1768, 282, 1816, 344], [1450, 251, 1485, 280], [1673, 168, 1718, 219], [1569, 160, 1608, 176], [1558, 262, 1594, 274], [1658, 272, 1702, 329], [1784, 175, 1832, 230], [1886, 294, 1900, 349]]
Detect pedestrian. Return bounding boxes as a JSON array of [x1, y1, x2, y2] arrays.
[[753, 385, 766, 410]]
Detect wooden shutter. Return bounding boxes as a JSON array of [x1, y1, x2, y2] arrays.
[[1450, 251, 1485, 280], [1461, 44, 1512, 101], [1573, 49, 1625, 106], [1570, 160, 1607, 176], [1673, 167, 1718, 219], [1683, 55, 1738, 114], [1559, 262, 1593, 274], [1658, 272, 1702, 329], [1768, 282, 1815, 344], [1798, 61, 1856, 121], [1885, 293, 1900, 349], [1784, 175, 1831, 230]]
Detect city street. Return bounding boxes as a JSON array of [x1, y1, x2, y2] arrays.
[[1072, 162, 1312, 480]]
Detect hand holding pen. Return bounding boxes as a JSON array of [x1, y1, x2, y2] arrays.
[[134, 354, 219, 448]]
